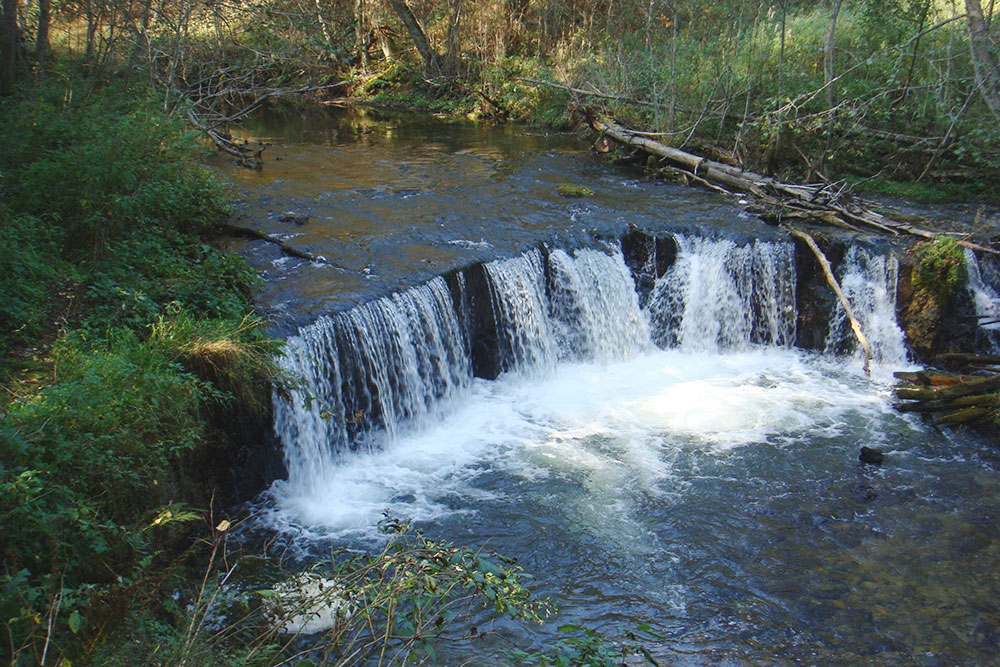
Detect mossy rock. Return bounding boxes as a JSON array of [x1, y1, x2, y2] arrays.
[[558, 183, 595, 198], [913, 238, 966, 305]]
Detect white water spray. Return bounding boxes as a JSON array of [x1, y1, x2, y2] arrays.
[[825, 245, 908, 366], [645, 237, 796, 350]]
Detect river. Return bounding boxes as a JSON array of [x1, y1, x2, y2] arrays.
[[215, 107, 1000, 664]]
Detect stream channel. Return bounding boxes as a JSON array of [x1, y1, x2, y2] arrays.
[[217, 108, 1000, 664]]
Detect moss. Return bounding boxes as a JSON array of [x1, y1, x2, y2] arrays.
[[912, 238, 967, 305], [558, 183, 595, 198]]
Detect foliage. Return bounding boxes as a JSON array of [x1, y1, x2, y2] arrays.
[[0, 209, 69, 355], [0, 81, 228, 247], [509, 622, 665, 666], [0, 77, 279, 665], [272, 516, 551, 665], [87, 516, 552, 665]]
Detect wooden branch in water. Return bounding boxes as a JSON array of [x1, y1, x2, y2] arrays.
[[222, 220, 329, 264], [187, 108, 265, 169], [788, 228, 873, 374]]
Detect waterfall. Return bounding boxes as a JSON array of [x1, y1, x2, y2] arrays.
[[274, 277, 471, 495], [274, 244, 653, 495], [824, 245, 908, 365], [548, 246, 650, 362], [964, 248, 1000, 351], [644, 237, 796, 351], [273, 235, 922, 500], [483, 249, 559, 372]]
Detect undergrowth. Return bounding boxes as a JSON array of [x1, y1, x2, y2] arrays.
[[0, 75, 282, 665]]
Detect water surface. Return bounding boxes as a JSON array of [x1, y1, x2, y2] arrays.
[[219, 108, 1000, 665]]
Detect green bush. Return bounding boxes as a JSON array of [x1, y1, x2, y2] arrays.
[[0, 81, 228, 249], [0, 77, 277, 665], [0, 210, 69, 355]]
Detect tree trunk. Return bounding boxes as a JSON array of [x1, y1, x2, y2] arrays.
[[444, 0, 462, 76], [966, 0, 1000, 123], [35, 0, 50, 65], [388, 0, 441, 76], [313, 0, 333, 53], [354, 0, 368, 73], [824, 0, 843, 111], [85, 0, 97, 62], [127, 0, 153, 70], [0, 0, 17, 95]]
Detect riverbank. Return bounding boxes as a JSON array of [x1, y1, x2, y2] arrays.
[[0, 75, 284, 664]]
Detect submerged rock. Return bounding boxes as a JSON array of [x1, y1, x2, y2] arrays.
[[279, 212, 311, 225], [859, 446, 885, 465], [557, 183, 595, 198]]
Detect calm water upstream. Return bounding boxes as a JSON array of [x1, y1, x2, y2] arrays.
[[216, 108, 1000, 664]]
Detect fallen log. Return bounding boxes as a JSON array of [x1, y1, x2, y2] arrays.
[[590, 115, 998, 254], [936, 406, 990, 425], [892, 370, 970, 387], [788, 228, 873, 373], [936, 353, 1000, 367], [223, 221, 330, 265], [893, 393, 996, 413], [921, 373, 1000, 401]]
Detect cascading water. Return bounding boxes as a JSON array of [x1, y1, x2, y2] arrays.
[[482, 248, 559, 372], [548, 246, 650, 362], [645, 236, 796, 350], [964, 248, 1000, 351], [825, 244, 908, 365], [270, 235, 815, 526], [261, 231, 1000, 665], [274, 277, 470, 496], [273, 244, 654, 506]]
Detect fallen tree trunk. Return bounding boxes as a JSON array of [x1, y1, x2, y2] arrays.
[[936, 406, 990, 425], [893, 368, 1000, 426], [788, 228, 873, 373], [223, 220, 330, 264], [893, 392, 995, 412], [892, 370, 971, 387], [591, 115, 998, 254]]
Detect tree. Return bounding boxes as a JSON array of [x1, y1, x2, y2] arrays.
[[1, 0, 17, 94], [824, 0, 844, 111], [966, 0, 1000, 123], [388, 0, 442, 75], [36, 0, 50, 66]]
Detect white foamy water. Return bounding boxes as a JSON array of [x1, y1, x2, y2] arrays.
[[965, 248, 1000, 350], [825, 245, 908, 365], [267, 347, 893, 539]]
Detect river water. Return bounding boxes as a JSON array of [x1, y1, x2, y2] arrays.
[[217, 108, 1000, 664]]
